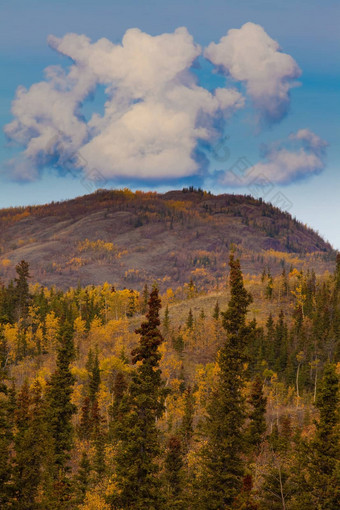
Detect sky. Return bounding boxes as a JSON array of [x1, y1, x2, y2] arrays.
[[1, 0, 339, 247]]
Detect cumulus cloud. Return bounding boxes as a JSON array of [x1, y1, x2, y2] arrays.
[[4, 25, 321, 185], [4, 27, 244, 181], [4, 62, 95, 177], [205, 22, 301, 124], [220, 129, 328, 186]]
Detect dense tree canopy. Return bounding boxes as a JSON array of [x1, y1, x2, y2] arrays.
[[0, 258, 338, 509]]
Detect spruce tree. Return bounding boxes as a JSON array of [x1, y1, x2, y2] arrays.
[[213, 300, 220, 320], [91, 400, 106, 481], [247, 375, 267, 451], [180, 385, 195, 453], [79, 396, 92, 440], [265, 272, 273, 300], [307, 363, 339, 508], [198, 254, 253, 509], [14, 260, 31, 322], [44, 321, 76, 507], [141, 283, 149, 314], [163, 304, 170, 333], [109, 371, 127, 439], [13, 380, 48, 509], [274, 311, 288, 374], [75, 451, 91, 505], [164, 436, 185, 510], [186, 308, 194, 330], [111, 287, 167, 509], [0, 376, 14, 508]]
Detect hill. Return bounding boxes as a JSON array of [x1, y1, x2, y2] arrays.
[[0, 188, 335, 289]]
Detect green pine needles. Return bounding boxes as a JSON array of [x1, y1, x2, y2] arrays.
[[198, 254, 253, 509], [111, 287, 167, 510]]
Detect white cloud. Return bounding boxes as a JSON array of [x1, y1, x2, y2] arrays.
[[48, 28, 200, 97], [205, 22, 301, 123], [5, 25, 324, 187], [5, 27, 245, 181], [4, 62, 95, 174], [290, 129, 328, 155], [220, 129, 328, 186]]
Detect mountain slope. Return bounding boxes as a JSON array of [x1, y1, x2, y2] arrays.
[[0, 188, 334, 289]]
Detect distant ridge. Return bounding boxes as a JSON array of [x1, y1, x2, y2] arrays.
[[0, 188, 334, 289]]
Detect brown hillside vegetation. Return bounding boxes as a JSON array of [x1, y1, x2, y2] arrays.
[[0, 188, 335, 289]]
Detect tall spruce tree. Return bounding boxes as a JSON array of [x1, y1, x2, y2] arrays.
[[12, 380, 48, 509], [111, 287, 167, 510], [44, 321, 76, 508], [306, 363, 339, 508], [198, 254, 253, 509]]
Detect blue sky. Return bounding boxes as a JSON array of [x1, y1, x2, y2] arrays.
[[1, 0, 339, 247]]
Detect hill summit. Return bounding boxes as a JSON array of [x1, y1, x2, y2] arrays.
[[0, 188, 334, 289]]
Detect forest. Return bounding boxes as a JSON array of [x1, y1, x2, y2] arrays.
[[0, 254, 339, 509]]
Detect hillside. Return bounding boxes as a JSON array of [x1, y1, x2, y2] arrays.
[[0, 188, 335, 289], [0, 198, 339, 510]]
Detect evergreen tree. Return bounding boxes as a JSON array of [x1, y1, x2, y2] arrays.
[[0, 376, 15, 508], [91, 400, 106, 481], [14, 260, 31, 321], [127, 290, 137, 317], [164, 436, 185, 510], [109, 372, 127, 429], [247, 375, 267, 451], [274, 311, 288, 374], [198, 254, 252, 509], [79, 396, 92, 440], [12, 380, 48, 509], [163, 304, 170, 333], [141, 283, 149, 314], [172, 332, 184, 354], [186, 308, 194, 330], [0, 282, 16, 324], [180, 385, 195, 453], [265, 272, 273, 300], [306, 364, 339, 508], [75, 451, 91, 505], [44, 321, 76, 507], [281, 267, 289, 296], [213, 300, 220, 321], [265, 313, 275, 368], [111, 287, 167, 509]]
